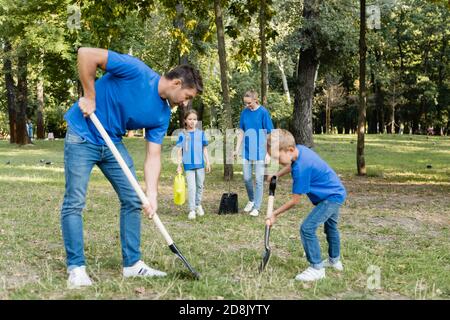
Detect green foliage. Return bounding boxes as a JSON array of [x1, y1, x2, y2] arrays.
[[0, 0, 449, 139]]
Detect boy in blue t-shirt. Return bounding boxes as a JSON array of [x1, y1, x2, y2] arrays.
[[61, 48, 203, 288], [266, 129, 347, 282], [176, 110, 211, 220]]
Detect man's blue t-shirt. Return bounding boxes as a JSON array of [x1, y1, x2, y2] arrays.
[[239, 106, 274, 161], [176, 130, 208, 171], [64, 50, 171, 145], [291, 145, 346, 205]]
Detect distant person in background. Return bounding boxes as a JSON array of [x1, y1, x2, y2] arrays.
[[234, 90, 274, 217], [26, 119, 34, 143]]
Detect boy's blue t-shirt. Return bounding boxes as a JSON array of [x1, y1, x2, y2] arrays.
[[176, 129, 208, 171], [239, 106, 274, 161], [291, 145, 347, 205], [64, 50, 171, 145]]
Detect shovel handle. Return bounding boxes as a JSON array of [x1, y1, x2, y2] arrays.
[[89, 113, 174, 245], [266, 176, 277, 221]]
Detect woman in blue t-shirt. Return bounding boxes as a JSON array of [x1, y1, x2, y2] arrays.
[[234, 90, 274, 217], [176, 110, 211, 220]]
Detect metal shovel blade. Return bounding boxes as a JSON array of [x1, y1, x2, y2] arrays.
[[259, 176, 277, 273], [259, 225, 271, 272], [169, 244, 201, 279]]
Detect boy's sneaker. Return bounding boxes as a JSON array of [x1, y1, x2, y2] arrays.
[[67, 266, 93, 289], [188, 210, 196, 220], [322, 259, 344, 271], [244, 201, 254, 213], [196, 206, 205, 216], [123, 260, 167, 278], [249, 209, 259, 217], [295, 267, 325, 282]]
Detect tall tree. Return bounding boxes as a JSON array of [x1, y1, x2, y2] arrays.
[[3, 40, 16, 143], [174, 2, 191, 128], [36, 52, 45, 139], [214, 0, 233, 180], [357, 0, 367, 175], [15, 48, 28, 145], [259, 0, 268, 106], [291, 0, 321, 147]]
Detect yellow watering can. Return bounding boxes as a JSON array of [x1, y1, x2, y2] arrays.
[[173, 173, 186, 205]]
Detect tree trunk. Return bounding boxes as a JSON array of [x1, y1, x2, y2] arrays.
[[260, 0, 268, 106], [325, 89, 331, 134], [390, 102, 395, 134], [175, 2, 191, 129], [36, 67, 45, 139], [389, 82, 396, 134], [374, 49, 384, 134], [291, 0, 320, 148], [3, 40, 16, 144], [16, 50, 29, 145], [357, 0, 367, 175], [197, 100, 205, 124], [214, 0, 233, 180], [277, 57, 291, 105]]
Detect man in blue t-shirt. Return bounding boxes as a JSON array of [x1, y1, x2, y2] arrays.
[[266, 129, 347, 282], [61, 48, 203, 288], [234, 90, 274, 217]]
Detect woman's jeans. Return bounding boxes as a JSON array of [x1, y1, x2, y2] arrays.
[[61, 129, 142, 270], [300, 200, 342, 269], [185, 168, 205, 211], [243, 159, 265, 210]]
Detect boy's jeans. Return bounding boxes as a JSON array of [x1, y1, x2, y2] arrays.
[[300, 200, 342, 269], [243, 159, 265, 210], [185, 168, 205, 211], [61, 128, 142, 270]]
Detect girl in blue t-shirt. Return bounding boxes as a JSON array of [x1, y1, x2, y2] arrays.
[[176, 110, 211, 220]]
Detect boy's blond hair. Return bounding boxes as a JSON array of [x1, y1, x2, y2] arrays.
[[243, 90, 259, 102], [268, 129, 296, 151]]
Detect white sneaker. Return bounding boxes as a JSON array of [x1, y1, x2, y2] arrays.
[[249, 209, 259, 217], [188, 210, 196, 220], [244, 201, 254, 213], [67, 266, 93, 289], [295, 267, 325, 282], [123, 260, 167, 278], [196, 206, 205, 216], [322, 259, 344, 271]]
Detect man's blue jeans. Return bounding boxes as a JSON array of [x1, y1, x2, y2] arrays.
[[300, 200, 342, 269], [243, 159, 265, 210], [61, 128, 142, 270]]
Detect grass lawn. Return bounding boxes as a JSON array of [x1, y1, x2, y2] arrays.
[[0, 134, 449, 300]]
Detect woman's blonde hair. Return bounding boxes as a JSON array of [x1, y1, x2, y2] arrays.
[[243, 90, 259, 103]]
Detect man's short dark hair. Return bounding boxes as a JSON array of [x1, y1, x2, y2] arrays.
[[165, 65, 203, 95]]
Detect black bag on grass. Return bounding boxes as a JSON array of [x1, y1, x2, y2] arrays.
[[218, 177, 238, 214], [218, 192, 238, 214]]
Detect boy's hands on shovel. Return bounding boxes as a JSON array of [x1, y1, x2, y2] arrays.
[[266, 215, 276, 227]]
